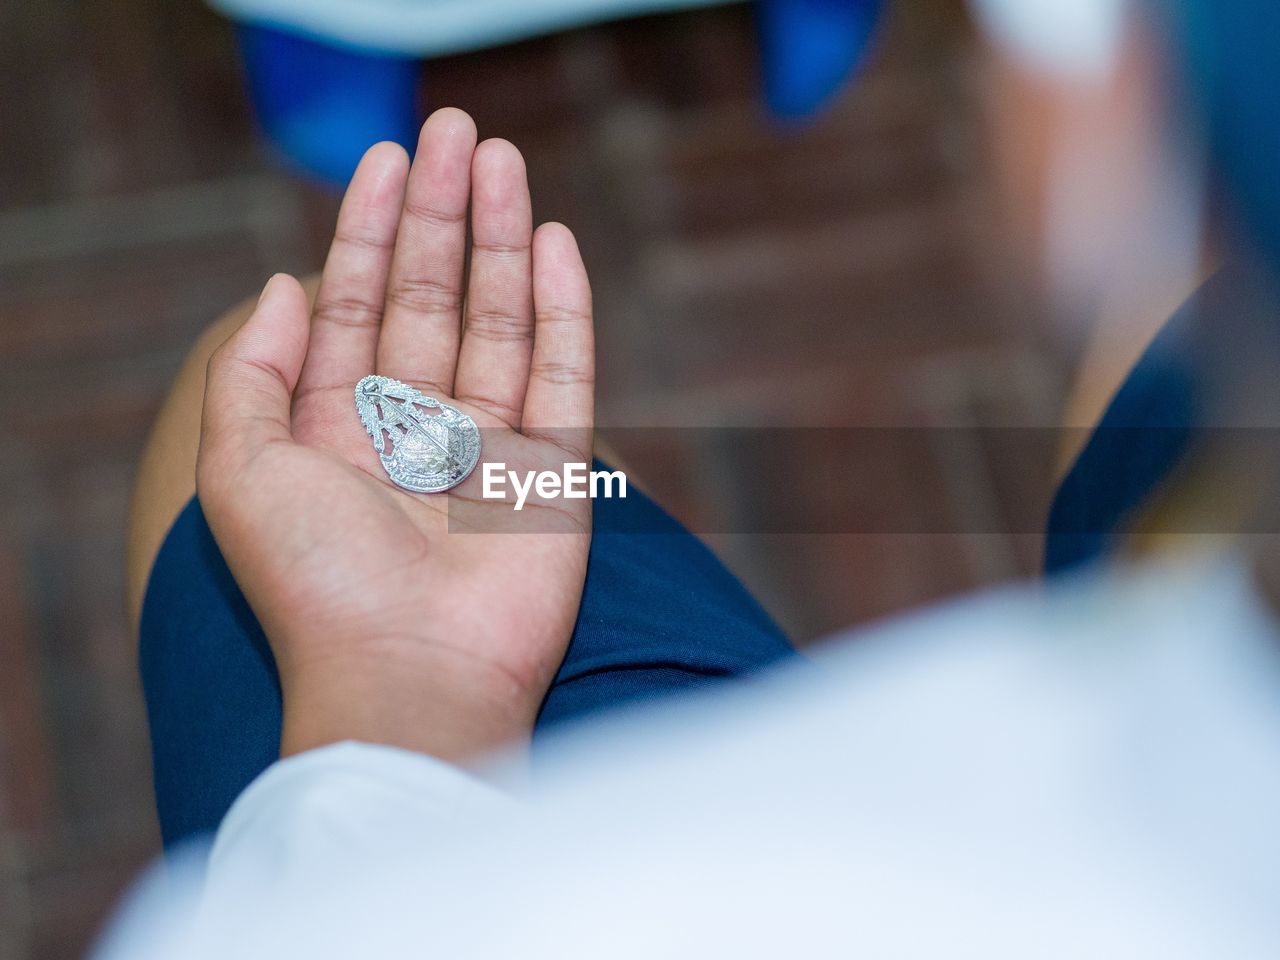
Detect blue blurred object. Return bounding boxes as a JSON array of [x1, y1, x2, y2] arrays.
[[232, 2, 885, 184], [236, 23, 421, 184], [1177, 0, 1280, 274], [759, 0, 884, 118]]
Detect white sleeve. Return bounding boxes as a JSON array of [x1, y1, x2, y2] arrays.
[[93, 741, 519, 960], [207, 740, 517, 883]]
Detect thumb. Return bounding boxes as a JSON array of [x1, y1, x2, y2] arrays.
[[199, 273, 311, 474]]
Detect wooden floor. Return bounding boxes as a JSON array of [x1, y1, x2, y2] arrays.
[[0, 1, 1064, 955]]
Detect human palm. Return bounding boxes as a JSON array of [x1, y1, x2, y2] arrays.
[[197, 110, 594, 761]]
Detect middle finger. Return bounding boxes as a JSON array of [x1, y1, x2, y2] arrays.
[[376, 107, 477, 395]]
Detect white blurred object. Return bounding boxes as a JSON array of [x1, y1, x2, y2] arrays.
[[969, 0, 1129, 82], [206, 0, 735, 56], [95, 553, 1280, 958]]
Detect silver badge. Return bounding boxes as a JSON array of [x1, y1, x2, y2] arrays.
[[354, 375, 481, 493]]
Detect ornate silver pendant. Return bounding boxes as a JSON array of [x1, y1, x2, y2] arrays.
[[354, 375, 481, 493]]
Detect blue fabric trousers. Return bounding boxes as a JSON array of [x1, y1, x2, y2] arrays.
[[139, 464, 794, 848]]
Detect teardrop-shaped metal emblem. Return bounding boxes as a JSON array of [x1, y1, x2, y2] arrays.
[[354, 375, 482, 493]]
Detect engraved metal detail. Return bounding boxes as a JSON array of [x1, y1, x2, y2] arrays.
[[354, 375, 481, 493]]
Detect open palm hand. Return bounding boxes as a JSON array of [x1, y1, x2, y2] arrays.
[[197, 110, 594, 761]]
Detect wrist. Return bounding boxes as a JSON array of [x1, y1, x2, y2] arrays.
[[277, 639, 541, 763]]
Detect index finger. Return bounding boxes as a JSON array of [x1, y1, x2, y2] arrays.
[[295, 142, 409, 400]]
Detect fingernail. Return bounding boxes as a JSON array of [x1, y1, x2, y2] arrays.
[[257, 273, 283, 305]]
